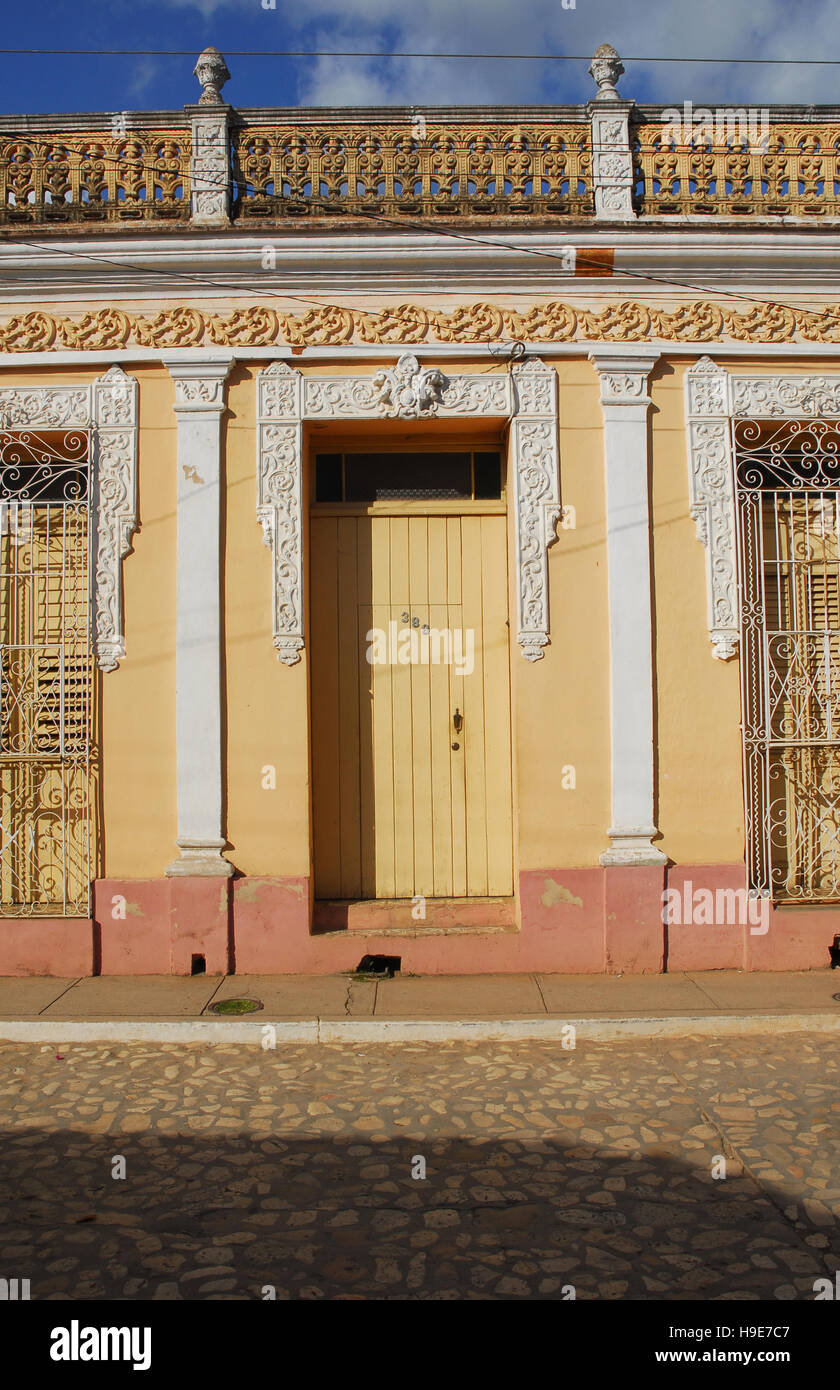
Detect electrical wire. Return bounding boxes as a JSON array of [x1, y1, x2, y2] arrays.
[[0, 49, 833, 66], [1, 215, 834, 331], [0, 129, 835, 324]]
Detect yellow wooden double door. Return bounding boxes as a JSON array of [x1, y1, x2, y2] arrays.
[[311, 510, 513, 900]]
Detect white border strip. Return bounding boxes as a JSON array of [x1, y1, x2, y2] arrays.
[[0, 1012, 835, 1045]]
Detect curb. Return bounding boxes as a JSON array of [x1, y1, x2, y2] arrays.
[[0, 1012, 836, 1045]]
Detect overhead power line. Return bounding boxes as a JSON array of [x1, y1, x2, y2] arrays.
[[0, 133, 833, 322], [0, 217, 834, 330], [0, 48, 833, 66]]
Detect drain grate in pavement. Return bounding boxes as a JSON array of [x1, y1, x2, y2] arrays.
[[209, 998, 264, 1015]]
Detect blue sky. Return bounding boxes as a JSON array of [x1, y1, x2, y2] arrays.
[[1, 0, 834, 115]]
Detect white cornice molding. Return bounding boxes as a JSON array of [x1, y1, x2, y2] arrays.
[[685, 356, 840, 661], [6, 229, 840, 302], [11, 342, 840, 369], [256, 352, 560, 665], [0, 366, 138, 673]]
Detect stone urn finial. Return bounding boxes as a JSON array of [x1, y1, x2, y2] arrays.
[[589, 43, 624, 100], [193, 46, 231, 105]]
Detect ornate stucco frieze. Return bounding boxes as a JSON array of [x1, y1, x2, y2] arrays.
[[729, 375, 840, 417], [6, 299, 840, 353], [0, 387, 91, 428]]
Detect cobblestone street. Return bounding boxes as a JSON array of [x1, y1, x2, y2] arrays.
[[1, 1034, 839, 1301]]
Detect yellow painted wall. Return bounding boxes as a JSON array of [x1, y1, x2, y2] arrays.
[[513, 358, 611, 870], [101, 366, 177, 876], [223, 364, 311, 878], [650, 359, 744, 864]]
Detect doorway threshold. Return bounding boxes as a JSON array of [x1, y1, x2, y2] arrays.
[[313, 897, 517, 934]]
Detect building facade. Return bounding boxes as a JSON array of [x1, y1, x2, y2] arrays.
[[1, 44, 839, 975]]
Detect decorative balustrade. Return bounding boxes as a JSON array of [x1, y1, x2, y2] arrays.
[[231, 122, 593, 218], [633, 122, 840, 218], [0, 131, 191, 223], [3, 45, 840, 227]]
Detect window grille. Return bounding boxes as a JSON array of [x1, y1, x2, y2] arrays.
[[0, 429, 95, 916], [734, 418, 840, 901]]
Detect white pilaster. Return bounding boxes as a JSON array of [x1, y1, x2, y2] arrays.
[[590, 352, 666, 866], [164, 357, 234, 877], [589, 100, 637, 222], [187, 104, 232, 229]]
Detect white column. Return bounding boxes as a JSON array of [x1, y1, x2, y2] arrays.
[[590, 352, 666, 866], [164, 358, 234, 877]]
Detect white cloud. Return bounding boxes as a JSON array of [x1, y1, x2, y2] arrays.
[[159, 0, 238, 15], [126, 57, 162, 100], [156, 0, 840, 106], [283, 0, 840, 106]]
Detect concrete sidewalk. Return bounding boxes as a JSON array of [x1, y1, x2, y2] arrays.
[[0, 969, 837, 1043]]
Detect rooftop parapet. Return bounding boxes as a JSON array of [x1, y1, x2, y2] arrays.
[[0, 46, 839, 228]]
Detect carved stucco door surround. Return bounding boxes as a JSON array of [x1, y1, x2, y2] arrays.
[[255, 352, 563, 666]]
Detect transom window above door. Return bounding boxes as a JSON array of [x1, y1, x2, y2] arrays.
[[314, 450, 503, 503]]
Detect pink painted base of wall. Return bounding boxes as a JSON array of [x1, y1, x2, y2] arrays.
[[0, 917, 95, 976], [604, 866, 666, 974], [664, 866, 840, 973], [0, 864, 835, 976], [88, 879, 232, 976]]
